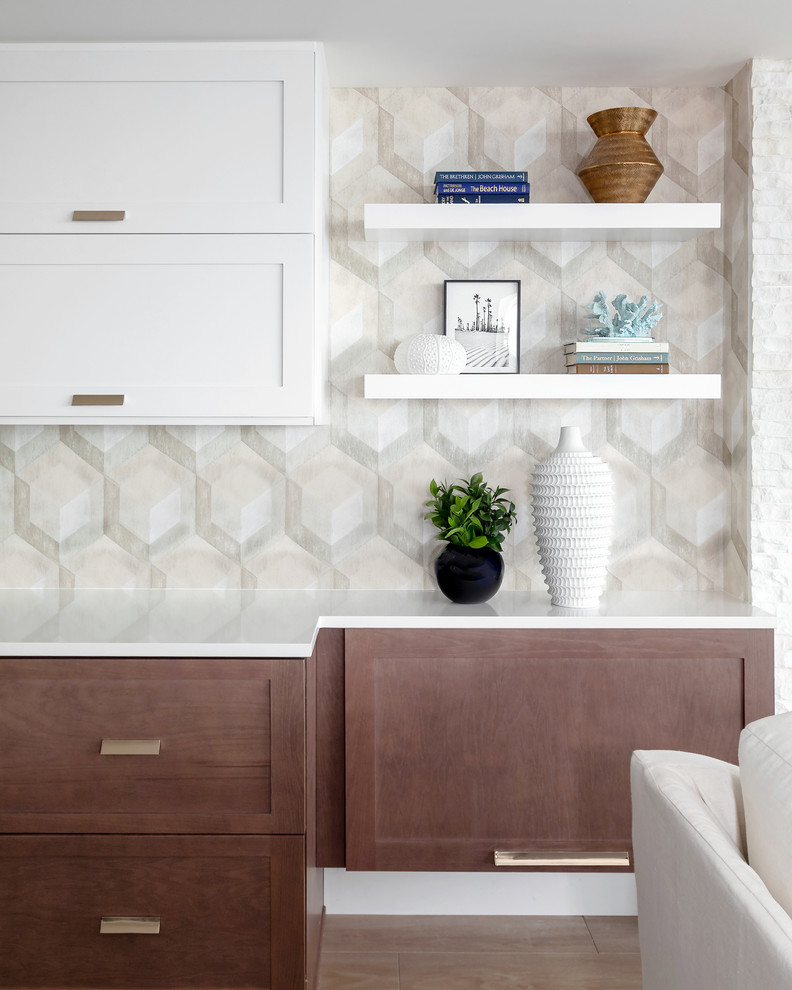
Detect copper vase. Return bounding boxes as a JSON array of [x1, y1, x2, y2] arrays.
[[577, 107, 663, 203]]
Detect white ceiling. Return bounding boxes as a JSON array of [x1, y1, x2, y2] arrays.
[[0, 0, 789, 88]]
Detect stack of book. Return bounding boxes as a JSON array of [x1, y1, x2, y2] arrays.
[[564, 338, 669, 374], [434, 170, 530, 204]]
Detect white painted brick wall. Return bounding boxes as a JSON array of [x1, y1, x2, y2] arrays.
[[750, 58, 792, 711]]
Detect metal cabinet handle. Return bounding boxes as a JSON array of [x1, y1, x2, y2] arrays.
[[100, 917, 160, 935], [72, 395, 125, 406], [494, 850, 630, 867], [100, 739, 161, 756], [72, 210, 126, 221]]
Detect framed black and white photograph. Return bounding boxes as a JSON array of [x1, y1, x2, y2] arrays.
[[444, 280, 520, 373]]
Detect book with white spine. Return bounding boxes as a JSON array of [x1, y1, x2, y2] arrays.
[[564, 339, 669, 353]]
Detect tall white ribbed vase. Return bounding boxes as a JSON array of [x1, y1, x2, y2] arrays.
[[530, 426, 613, 608]]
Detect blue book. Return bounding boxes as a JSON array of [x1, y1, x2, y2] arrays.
[[434, 170, 529, 183], [565, 352, 669, 364], [436, 181, 530, 195], [437, 194, 529, 203]]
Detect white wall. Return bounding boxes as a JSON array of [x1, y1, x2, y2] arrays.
[[749, 59, 792, 712]]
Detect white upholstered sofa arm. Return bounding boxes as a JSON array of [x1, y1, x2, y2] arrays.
[[631, 749, 792, 990]]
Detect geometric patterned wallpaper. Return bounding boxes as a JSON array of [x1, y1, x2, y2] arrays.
[[0, 82, 751, 595], [723, 64, 753, 605]]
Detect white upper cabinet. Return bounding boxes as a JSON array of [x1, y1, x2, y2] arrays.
[[0, 45, 318, 234], [0, 234, 316, 422], [0, 44, 328, 424]]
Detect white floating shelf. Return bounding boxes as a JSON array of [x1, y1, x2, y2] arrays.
[[364, 374, 722, 401], [364, 202, 721, 242]]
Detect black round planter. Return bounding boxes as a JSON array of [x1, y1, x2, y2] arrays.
[[434, 544, 504, 605]]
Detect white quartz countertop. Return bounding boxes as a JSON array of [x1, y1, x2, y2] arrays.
[[0, 589, 774, 657]]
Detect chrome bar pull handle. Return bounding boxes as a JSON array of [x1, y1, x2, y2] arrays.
[[100, 739, 161, 756], [100, 917, 160, 935], [494, 850, 630, 867]]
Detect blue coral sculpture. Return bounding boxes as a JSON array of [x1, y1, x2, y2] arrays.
[[584, 290, 663, 338]]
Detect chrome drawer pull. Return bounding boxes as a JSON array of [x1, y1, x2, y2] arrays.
[[100, 916, 160, 935], [494, 850, 630, 867], [72, 210, 126, 221], [100, 739, 161, 756], [72, 394, 125, 406]]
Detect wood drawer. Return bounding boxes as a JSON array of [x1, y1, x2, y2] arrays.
[[0, 659, 305, 833], [0, 834, 304, 990]]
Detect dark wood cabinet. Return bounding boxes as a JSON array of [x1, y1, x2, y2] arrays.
[[0, 656, 318, 990], [0, 659, 304, 834], [0, 835, 304, 990], [344, 627, 774, 872], [0, 619, 776, 984]]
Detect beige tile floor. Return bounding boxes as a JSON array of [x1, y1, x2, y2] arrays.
[[318, 914, 642, 989]]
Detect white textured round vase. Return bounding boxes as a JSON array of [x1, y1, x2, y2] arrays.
[[530, 426, 614, 608], [394, 333, 467, 375]]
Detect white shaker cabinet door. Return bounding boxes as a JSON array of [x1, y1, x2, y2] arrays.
[[0, 46, 318, 233], [0, 234, 318, 423]]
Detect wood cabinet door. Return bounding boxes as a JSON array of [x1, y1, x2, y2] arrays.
[[345, 627, 774, 871], [0, 234, 317, 424], [0, 834, 305, 990], [0, 658, 305, 834], [0, 46, 318, 234]]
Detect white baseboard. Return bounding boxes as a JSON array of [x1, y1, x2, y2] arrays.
[[323, 869, 637, 916]]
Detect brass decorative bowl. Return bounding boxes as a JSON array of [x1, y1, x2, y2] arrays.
[[577, 106, 663, 203]]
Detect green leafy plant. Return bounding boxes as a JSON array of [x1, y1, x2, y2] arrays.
[[424, 473, 517, 552]]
